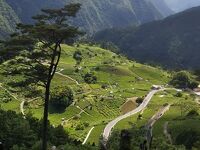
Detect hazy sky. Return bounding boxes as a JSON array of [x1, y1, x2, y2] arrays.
[[165, 0, 200, 12]]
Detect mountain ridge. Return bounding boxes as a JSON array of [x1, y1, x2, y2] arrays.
[[93, 6, 200, 69], [0, 0, 171, 36]]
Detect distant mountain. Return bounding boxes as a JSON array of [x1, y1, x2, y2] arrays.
[[94, 6, 200, 69], [0, 0, 20, 39], [0, 0, 172, 36]]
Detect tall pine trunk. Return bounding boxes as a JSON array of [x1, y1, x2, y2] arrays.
[[42, 81, 51, 150]]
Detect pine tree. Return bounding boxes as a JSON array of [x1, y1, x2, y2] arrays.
[[0, 3, 83, 150]]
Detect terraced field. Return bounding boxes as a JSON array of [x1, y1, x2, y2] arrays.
[[0, 44, 174, 144]]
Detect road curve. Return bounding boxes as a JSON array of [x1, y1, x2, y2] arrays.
[[103, 89, 163, 142]]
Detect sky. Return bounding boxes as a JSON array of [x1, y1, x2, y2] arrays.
[[165, 0, 200, 12]]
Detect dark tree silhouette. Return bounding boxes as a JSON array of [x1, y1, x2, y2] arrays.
[[0, 3, 83, 150]]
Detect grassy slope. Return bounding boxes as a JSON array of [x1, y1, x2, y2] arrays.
[[0, 44, 172, 145]]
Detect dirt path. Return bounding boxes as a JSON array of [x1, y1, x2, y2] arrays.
[[56, 69, 80, 85], [147, 105, 171, 127], [163, 122, 172, 144], [0, 83, 18, 100], [20, 98, 39, 116], [145, 104, 171, 146], [82, 127, 95, 145], [76, 106, 92, 116]]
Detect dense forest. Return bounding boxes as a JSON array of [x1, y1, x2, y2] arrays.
[[94, 6, 200, 69]]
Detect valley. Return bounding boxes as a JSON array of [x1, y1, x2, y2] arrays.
[[0, 44, 200, 149], [0, 1, 200, 149]]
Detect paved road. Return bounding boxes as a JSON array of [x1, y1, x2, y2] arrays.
[[103, 88, 163, 142], [82, 127, 95, 145]]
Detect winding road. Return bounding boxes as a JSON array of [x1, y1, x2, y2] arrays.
[[103, 88, 163, 142]]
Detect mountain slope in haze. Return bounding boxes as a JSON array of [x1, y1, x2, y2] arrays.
[[150, 0, 173, 17], [94, 6, 200, 69], [4, 0, 171, 34], [0, 0, 20, 38]]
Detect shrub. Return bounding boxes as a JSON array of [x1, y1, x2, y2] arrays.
[[73, 114, 81, 120], [175, 92, 183, 97], [75, 124, 84, 130], [188, 81, 199, 89], [187, 109, 199, 117], [50, 86, 73, 109], [73, 50, 82, 65], [170, 71, 190, 89], [83, 73, 97, 84], [101, 84, 109, 89], [136, 97, 144, 104]]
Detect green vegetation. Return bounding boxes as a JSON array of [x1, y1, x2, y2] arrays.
[[107, 87, 200, 149], [170, 71, 199, 89], [0, 43, 171, 147], [0, 3, 83, 150], [0, 42, 200, 149], [0, 109, 96, 150], [94, 6, 200, 69], [50, 86, 74, 111]]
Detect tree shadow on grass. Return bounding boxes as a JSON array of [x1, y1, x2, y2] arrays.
[[49, 104, 66, 114]]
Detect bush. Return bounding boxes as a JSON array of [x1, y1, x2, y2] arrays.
[[73, 50, 82, 65], [188, 81, 199, 89], [136, 97, 144, 104], [170, 71, 190, 89], [175, 92, 182, 97], [75, 124, 84, 130], [170, 71, 199, 89], [187, 109, 199, 117], [83, 73, 97, 84], [50, 86, 73, 109], [101, 84, 108, 89]]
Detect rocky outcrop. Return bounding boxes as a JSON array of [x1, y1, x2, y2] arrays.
[[0, 0, 20, 38]]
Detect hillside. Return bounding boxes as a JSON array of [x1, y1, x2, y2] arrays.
[[0, 0, 171, 36], [0, 0, 20, 39], [1, 44, 200, 149], [0, 44, 169, 143], [94, 6, 200, 70]]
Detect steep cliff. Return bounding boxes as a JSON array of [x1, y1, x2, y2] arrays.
[[4, 0, 165, 34], [0, 0, 20, 38]]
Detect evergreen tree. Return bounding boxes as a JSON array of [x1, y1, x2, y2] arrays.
[[0, 3, 83, 150]]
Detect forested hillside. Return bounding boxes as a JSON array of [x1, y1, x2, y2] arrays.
[[94, 6, 200, 69], [0, 0, 171, 36]]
